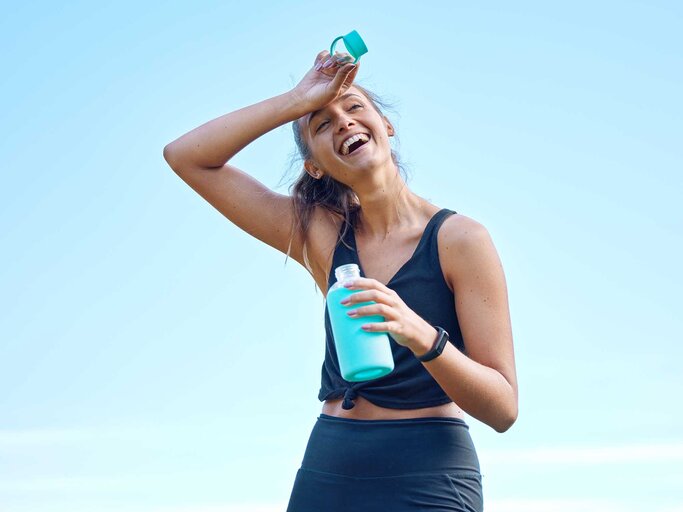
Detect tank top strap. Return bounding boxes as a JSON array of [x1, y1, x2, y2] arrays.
[[425, 208, 458, 257]]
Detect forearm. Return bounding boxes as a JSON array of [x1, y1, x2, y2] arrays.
[[163, 90, 309, 169], [413, 327, 518, 433]]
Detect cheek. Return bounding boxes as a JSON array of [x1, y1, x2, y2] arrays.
[[373, 132, 387, 146], [309, 140, 331, 162], [319, 136, 335, 154]]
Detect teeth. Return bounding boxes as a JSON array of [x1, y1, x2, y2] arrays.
[[340, 133, 370, 155]]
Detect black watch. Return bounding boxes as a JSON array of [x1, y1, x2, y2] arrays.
[[416, 326, 449, 362]]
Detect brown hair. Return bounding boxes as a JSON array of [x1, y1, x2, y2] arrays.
[[278, 83, 411, 291]]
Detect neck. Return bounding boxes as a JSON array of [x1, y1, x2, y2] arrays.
[[353, 169, 430, 240]]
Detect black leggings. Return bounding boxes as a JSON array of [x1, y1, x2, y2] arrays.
[[286, 413, 484, 512]]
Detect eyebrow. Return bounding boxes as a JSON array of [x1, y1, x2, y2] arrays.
[[308, 93, 364, 128]]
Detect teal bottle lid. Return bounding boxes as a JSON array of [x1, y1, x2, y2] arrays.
[[330, 30, 368, 64]]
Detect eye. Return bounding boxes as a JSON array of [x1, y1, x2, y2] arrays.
[[316, 104, 364, 132]]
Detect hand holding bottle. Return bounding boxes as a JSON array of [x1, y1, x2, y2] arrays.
[[327, 264, 394, 382], [291, 50, 360, 113]]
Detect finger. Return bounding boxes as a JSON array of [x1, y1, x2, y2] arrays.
[[345, 62, 360, 81], [361, 321, 394, 332], [345, 276, 390, 296], [315, 50, 330, 63], [321, 56, 336, 69], [313, 53, 331, 70], [327, 54, 354, 68], [348, 303, 394, 319], [333, 52, 354, 63], [342, 289, 390, 306]]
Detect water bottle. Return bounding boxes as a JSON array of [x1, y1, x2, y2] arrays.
[[326, 263, 395, 381]]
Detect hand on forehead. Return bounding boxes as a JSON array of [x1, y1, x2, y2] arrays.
[[304, 87, 366, 125]]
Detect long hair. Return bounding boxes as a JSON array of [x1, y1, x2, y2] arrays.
[[278, 83, 411, 292]]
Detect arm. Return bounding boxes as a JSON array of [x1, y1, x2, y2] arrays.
[[162, 51, 358, 269], [162, 91, 313, 266], [163, 90, 307, 170], [413, 216, 519, 433]]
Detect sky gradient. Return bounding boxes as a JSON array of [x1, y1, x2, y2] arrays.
[[1, 1, 682, 511]]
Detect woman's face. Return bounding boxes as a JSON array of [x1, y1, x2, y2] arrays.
[[301, 87, 394, 180]]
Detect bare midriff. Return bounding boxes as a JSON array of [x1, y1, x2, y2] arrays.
[[321, 396, 465, 420]]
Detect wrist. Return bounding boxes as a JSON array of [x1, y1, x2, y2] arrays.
[[412, 325, 438, 358], [286, 89, 314, 117]]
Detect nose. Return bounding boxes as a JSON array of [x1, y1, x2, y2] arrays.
[[336, 116, 356, 133]]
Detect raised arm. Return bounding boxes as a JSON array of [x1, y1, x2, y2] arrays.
[[162, 50, 359, 271], [163, 91, 309, 265]]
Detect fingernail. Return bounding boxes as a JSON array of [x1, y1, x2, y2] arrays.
[[322, 59, 333, 69], [315, 62, 322, 71], [340, 298, 350, 305]]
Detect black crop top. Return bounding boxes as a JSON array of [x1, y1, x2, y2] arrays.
[[318, 208, 465, 410]]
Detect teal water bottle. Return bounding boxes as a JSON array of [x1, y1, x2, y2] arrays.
[[327, 263, 395, 381]]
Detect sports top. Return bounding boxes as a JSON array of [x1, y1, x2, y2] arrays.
[[318, 208, 465, 410]]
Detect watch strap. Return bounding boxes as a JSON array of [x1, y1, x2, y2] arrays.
[[416, 326, 449, 362]]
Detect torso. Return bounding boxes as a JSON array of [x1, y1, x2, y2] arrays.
[[307, 202, 466, 421]]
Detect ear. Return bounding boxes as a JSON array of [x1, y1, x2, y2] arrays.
[[304, 159, 323, 180], [384, 116, 395, 137]]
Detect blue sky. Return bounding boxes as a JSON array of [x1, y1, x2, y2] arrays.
[[1, 1, 681, 511]]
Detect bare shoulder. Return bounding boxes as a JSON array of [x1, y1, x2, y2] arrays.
[[437, 213, 501, 292], [439, 212, 490, 247], [302, 205, 345, 294]]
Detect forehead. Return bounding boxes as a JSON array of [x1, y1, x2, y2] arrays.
[[306, 88, 366, 126]]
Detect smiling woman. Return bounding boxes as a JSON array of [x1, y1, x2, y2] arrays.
[[163, 48, 517, 512], [285, 82, 409, 282]]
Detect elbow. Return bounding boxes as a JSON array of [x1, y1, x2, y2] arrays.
[[163, 144, 191, 174], [495, 416, 517, 434], [163, 144, 179, 171], [494, 405, 518, 433], [163, 144, 173, 161], [493, 378, 518, 433]]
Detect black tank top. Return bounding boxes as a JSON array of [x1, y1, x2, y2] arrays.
[[318, 208, 464, 410]]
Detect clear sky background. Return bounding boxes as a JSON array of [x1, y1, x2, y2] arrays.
[[1, 1, 681, 511]]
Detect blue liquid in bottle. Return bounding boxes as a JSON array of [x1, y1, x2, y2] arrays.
[[327, 263, 395, 381]]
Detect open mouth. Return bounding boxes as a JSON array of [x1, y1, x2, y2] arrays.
[[340, 134, 371, 157]]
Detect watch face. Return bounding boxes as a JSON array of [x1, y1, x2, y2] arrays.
[[435, 328, 448, 354]]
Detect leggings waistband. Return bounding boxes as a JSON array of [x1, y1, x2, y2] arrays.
[[300, 413, 481, 477], [318, 413, 470, 427]]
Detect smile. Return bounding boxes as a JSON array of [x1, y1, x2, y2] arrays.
[[340, 137, 371, 158]]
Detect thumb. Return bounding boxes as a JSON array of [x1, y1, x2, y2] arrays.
[[330, 62, 358, 88]]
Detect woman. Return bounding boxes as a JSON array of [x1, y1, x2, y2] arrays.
[[163, 50, 518, 512]]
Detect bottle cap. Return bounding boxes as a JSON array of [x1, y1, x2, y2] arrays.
[[330, 30, 368, 64]]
